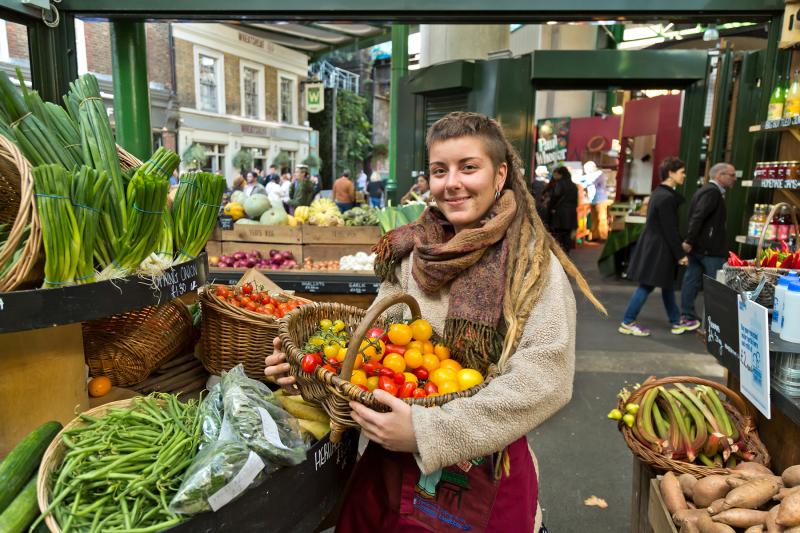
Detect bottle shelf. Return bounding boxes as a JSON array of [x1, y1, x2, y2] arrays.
[[750, 118, 800, 142], [742, 179, 800, 189]]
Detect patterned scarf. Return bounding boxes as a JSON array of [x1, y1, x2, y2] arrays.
[[373, 191, 517, 371]]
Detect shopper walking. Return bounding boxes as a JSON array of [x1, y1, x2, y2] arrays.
[[547, 166, 578, 254], [620, 156, 693, 336], [584, 161, 610, 241], [680, 162, 737, 325], [333, 169, 356, 212], [357, 169, 369, 192], [367, 171, 384, 208], [266, 111, 603, 533], [287, 167, 314, 209], [265, 174, 282, 207]]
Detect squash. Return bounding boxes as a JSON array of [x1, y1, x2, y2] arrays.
[[223, 202, 245, 221], [260, 202, 288, 226], [244, 194, 271, 219], [0, 421, 62, 513], [0, 476, 38, 533], [230, 190, 246, 205]]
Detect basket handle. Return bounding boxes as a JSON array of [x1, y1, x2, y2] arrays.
[[757, 201, 798, 259], [339, 293, 421, 382]]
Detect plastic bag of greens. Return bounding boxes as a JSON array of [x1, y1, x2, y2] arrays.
[[200, 382, 224, 446], [220, 365, 307, 467]]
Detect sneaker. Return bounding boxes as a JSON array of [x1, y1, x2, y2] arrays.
[[671, 318, 701, 335], [618, 322, 651, 337]]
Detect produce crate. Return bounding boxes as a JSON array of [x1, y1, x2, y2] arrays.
[[301, 225, 381, 245], [222, 242, 303, 263], [648, 478, 678, 533], [205, 240, 222, 257], [302, 243, 374, 263], [220, 224, 303, 244], [210, 226, 222, 241]]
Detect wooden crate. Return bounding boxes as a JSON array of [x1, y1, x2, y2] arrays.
[[303, 243, 374, 263], [221, 224, 303, 244], [302, 226, 381, 245], [205, 240, 222, 257], [648, 478, 678, 533], [222, 241, 303, 263]]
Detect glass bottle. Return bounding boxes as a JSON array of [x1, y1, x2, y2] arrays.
[[748, 206, 760, 238], [785, 70, 800, 119], [769, 76, 786, 120]]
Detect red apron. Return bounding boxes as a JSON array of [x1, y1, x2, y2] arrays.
[[336, 436, 538, 532]]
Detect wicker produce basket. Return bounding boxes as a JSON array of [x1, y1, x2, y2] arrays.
[[617, 376, 770, 477], [82, 299, 193, 386], [724, 202, 798, 308], [0, 134, 42, 291], [279, 294, 493, 443]]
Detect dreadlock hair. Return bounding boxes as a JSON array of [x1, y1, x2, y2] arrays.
[[426, 112, 606, 370]]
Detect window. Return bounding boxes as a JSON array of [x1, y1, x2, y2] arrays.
[[279, 75, 296, 124], [240, 62, 265, 120], [194, 48, 224, 114], [248, 147, 268, 173], [199, 143, 226, 174]]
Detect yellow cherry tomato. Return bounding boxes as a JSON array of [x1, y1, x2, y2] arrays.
[[323, 343, 340, 360], [387, 323, 413, 346], [350, 369, 367, 387], [403, 348, 423, 369], [421, 353, 440, 372], [353, 353, 364, 369], [359, 338, 385, 361], [438, 380, 459, 395], [367, 376, 380, 391], [422, 341, 435, 354], [407, 340, 424, 352], [457, 369, 484, 391], [439, 359, 462, 372], [336, 345, 348, 362], [403, 372, 419, 385], [319, 319, 333, 330], [332, 319, 346, 333], [383, 353, 406, 374], [308, 336, 325, 347], [430, 367, 458, 387], [410, 319, 433, 342], [433, 344, 451, 360]]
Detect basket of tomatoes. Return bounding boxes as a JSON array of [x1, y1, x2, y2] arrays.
[[278, 294, 490, 443], [199, 282, 311, 381]]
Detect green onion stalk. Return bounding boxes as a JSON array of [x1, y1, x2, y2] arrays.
[[70, 166, 110, 284], [172, 172, 225, 264], [140, 146, 180, 181], [32, 164, 81, 288]]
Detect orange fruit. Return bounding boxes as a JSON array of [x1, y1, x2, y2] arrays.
[[410, 319, 433, 341], [88, 376, 112, 398], [387, 323, 413, 346], [433, 344, 451, 360], [403, 348, 423, 369], [457, 369, 484, 391], [438, 380, 459, 395], [407, 340, 424, 352], [403, 372, 419, 385], [383, 353, 407, 374], [439, 359, 462, 372], [421, 353, 440, 372], [429, 368, 458, 387], [367, 376, 380, 392], [350, 369, 367, 387], [422, 341, 435, 354]]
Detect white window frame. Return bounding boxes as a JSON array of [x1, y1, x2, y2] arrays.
[[193, 46, 225, 115], [278, 73, 298, 125], [239, 60, 265, 121]]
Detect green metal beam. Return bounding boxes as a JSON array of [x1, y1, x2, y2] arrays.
[[709, 46, 733, 166], [387, 23, 408, 204], [0, 0, 43, 23], [310, 27, 394, 60], [111, 20, 152, 161], [28, 13, 78, 104], [407, 62, 475, 95]]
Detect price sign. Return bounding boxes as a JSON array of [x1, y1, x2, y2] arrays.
[[218, 216, 234, 230], [737, 296, 771, 418]]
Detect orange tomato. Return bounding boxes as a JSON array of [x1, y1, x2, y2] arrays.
[[457, 369, 484, 390], [422, 341, 435, 354], [403, 372, 419, 385], [383, 353, 406, 374], [350, 369, 367, 387], [438, 380, 459, 395], [88, 376, 112, 397], [421, 353, 440, 372], [433, 344, 451, 360], [407, 340, 424, 352], [387, 323, 413, 346], [366, 376, 380, 392], [439, 359, 462, 372], [403, 348, 423, 369], [429, 367, 458, 387], [359, 338, 385, 362], [410, 319, 433, 342]]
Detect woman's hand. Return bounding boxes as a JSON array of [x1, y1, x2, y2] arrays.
[[678, 256, 689, 266], [264, 337, 300, 395], [350, 390, 419, 453]]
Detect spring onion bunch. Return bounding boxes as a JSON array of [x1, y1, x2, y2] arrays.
[[172, 172, 225, 263], [32, 164, 81, 287], [70, 166, 110, 284], [140, 146, 180, 181]]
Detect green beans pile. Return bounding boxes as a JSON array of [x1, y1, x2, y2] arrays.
[[32, 394, 201, 533], [173, 171, 226, 263]]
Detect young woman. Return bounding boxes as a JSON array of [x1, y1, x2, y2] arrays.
[[546, 166, 579, 254], [266, 112, 602, 532], [401, 173, 431, 204], [620, 156, 698, 336]]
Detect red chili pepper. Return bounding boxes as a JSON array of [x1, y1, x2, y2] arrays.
[[781, 240, 790, 253], [768, 253, 780, 268], [727, 251, 744, 267]]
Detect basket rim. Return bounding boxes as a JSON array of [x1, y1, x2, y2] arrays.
[[200, 284, 310, 323]]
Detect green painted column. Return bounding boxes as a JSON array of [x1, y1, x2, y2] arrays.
[[111, 21, 152, 161], [388, 24, 409, 204], [28, 14, 78, 104]]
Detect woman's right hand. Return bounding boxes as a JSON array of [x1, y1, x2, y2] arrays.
[[264, 336, 300, 395], [678, 256, 689, 266]]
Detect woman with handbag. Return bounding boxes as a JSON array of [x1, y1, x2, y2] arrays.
[[266, 112, 603, 532]]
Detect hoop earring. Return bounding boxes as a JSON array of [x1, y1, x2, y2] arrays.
[[494, 190, 501, 201]]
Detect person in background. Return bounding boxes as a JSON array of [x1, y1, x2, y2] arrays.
[[279, 171, 292, 211], [401, 173, 430, 204], [264, 164, 280, 185], [169, 169, 180, 188], [584, 161, 610, 241], [619, 156, 694, 337], [254, 166, 266, 186], [357, 169, 369, 192], [546, 166, 579, 254], [680, 162, 738, 326], [265, 174, 283, 208], [288, 167, 315, 209], [231, 174, 246, 192], [242, 171, 266, 197], [333, 169, 356, 212], [367, 171, 384, 208], [530, 165, 549, 222], [310, 173, 322, 200]]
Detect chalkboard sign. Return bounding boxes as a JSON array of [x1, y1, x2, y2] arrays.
[[218, 216, 234, 230], [703, 276, 740, 370]]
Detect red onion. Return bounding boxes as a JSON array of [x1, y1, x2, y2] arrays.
[[281, 251, 294, 261], [251, 250, 263, 259], [284, 259, 297, 268], [233, 251, 246, 261], [245, 259, 256, 268], [269, 249, 280, 258], [270, 264, 280, 270]]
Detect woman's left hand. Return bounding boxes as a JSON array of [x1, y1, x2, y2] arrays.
[[350, 390, 419, 453]]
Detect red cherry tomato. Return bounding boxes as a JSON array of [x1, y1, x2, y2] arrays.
[[384, 343, 407, 356], [424, 381, 438, 396], [357, 384, 369, 392], [412, 387, 427, 398], [362, 362, 381, 376], [378, 376, 398, 396], [241, 283, 253, 295], [398, 381, 416, 398], [378, 368, 395, 378], [366, 327, 384, 340], [322, 364, 337, 374], [392, 373, 405, 385], [301, 353, 322, 374], [412, 367, 429, 381]]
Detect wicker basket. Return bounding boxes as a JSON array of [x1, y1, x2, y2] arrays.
[[198, 285, 310, 381], [0, 135, 42, 292], [617, 376, 770, 477], [82, 300, 193, 386], [279, 294, 493, 443], [724, 202, 799, 308]]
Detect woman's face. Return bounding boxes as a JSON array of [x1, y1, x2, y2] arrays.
[[428, 136, 507, 233], [417, 176, 429, 192], [669, 167, 686, 185]]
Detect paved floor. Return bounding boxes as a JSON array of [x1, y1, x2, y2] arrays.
[[530, 242, 720, 532]]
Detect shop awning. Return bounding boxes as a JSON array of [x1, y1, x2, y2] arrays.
[[232, 22, 392, 57]]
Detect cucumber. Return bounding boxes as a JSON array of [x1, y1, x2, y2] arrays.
[[0, 421, 61, 513], [0, 476, 37, 533]]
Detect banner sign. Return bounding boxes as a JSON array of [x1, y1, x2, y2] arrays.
[[738, 296, 771, 419], [535, 117, 570, 168], [305, 83, 325, 114]]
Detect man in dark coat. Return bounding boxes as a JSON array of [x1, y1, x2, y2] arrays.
[[547, 166, 578, 254], [620, 157, 692, 336], [680, 162, 737, 324]]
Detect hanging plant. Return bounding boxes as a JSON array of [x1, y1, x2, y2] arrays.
[[302, 154, 322, 169], [181, 143, 207, 170], [273, 150, 292, 171], [233, 148, 254, 172]]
